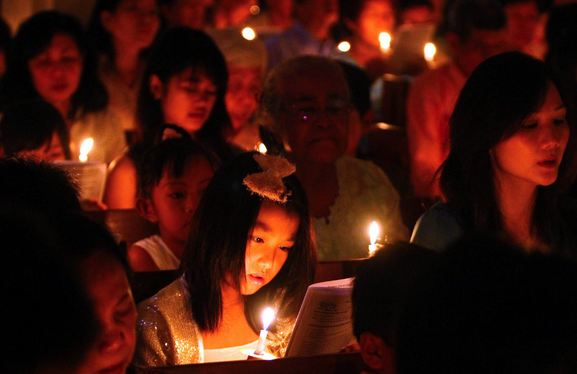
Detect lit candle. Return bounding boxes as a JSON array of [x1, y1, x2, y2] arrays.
[[79, 138, 94, 162], [254, 307, 275, 355], [368, 221, 381, 256], [423, 42, 437, 68], [241, 27, 257, 41], [256, 142, 267, 154], [337, 40, 351, 53], [379, 32, 392, 55]]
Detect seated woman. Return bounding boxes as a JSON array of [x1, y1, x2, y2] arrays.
[[134, 152, 316, 365], [87, 0, 160, 137], [104, 27, 236, 209], [411, 52, 577, 255], [1, 11, 126, 164], [260, 55, 408, 260]]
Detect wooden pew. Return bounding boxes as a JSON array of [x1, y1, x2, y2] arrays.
[[133, 352, 364, 374], [86, 209, 158, 246]]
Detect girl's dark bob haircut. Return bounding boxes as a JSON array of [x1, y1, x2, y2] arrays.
[[136, 27, 231, 145], [1, 11, 107, 117], [440, 51, 577, 251], [182, 151, 316, 332], [137, 124, 220, 198]]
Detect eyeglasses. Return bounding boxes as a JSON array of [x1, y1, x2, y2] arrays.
[[283, 100, 351, 125]]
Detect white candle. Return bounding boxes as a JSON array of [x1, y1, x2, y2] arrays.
[[254, 307, 275, 355], [379, 32, 392, 55], [368, 221, 380, 257], [79, 138, 94, 162]]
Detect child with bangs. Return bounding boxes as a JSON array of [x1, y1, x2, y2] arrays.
[[128, 125, 218, 272]]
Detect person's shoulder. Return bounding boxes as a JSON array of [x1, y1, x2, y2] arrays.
[[138, 278, 187, 314], [410, 202, 464, 251], [338, 156, 396, 188], [411, 63, 455, 88]]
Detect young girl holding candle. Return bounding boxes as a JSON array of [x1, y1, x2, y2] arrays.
[[104, 27, 236, 209], [1, 11, 126, 164], [411, 52, 577, 255], [135, 152, 316, 365], [128, 125, 218, 272]]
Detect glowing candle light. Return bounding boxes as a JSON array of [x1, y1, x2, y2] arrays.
[[424, 42, 437, 67], [256, 142, 267, 154], [241, 27, 257, 41], [254, 307, 275, 355], [368, 221, 380, 256], [379, 32, 392, 55], [79, 138, 94, 162], [337, 41, 351, 53]]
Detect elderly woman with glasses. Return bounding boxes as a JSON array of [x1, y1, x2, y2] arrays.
[[260, 55, 408, 260]]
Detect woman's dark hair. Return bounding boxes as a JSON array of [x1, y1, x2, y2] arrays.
[[137, 124, 220, 198], [0, 99, 71, 159], [440, 51, 577, 251], [136, 27, 231, 148], [182, 152, 316, 332], [1, 11, 108, 118]]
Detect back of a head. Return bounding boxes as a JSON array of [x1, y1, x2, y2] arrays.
[[396, 234, 577, 374], [0, 157, 81, 215], [353, 242, 439, 345], [0, 99, 69, 157]]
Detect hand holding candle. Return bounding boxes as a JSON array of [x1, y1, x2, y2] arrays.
[[254, 307, 275, 355]]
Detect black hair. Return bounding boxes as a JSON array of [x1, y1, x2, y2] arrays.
[[137, 124, 220, 198], [352, 242, 438, 345], [136, 27, 231, 149], [398, 0, 434, 12], [1, 11, 108, 118], [182, 152, 316, 332], [396, 234, 577, 374], [437, 0, 506, 40], [440, 52, 577, 254], [0, 16, 11, 56], [0, 99, 71, 159], [0, 157, 81, 215], [337, 60, 372, 117]]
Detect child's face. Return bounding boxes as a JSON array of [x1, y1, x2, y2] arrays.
[[28, 33, 82, 106], [241, 201, 299, 295], [77, 252, 137, 374], [18, 132, 65, 161], [150, 156, 214, 245], [151, 68, 217, 134]]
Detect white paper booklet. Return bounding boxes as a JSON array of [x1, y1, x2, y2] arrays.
[[285, 277, 355, 357], [54, 161, 107, 202]]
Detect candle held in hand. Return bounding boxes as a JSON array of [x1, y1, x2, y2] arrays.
[[254, 307, 275, 355]]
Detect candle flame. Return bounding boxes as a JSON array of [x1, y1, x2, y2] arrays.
[[241, 27, 257, 41], [424, 42, 437, 62], [369, 221, 380, 245], [337, 41, 351, 52], [79, 137, 94, 162], [257, 142, 267, 154], [379, 32, 392, 53], [261, 307, 275, 331]]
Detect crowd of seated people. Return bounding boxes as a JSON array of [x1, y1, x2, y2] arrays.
[[1, 0, 577, 372]]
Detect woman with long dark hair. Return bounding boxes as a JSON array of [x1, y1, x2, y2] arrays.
[[411, 52, 577, 255]]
